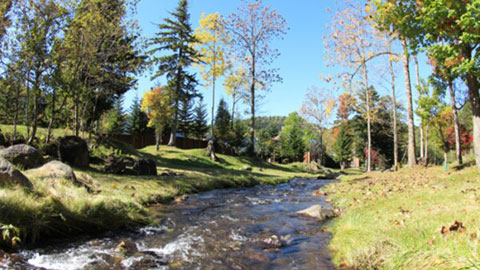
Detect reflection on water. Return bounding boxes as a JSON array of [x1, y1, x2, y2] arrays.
[[14, 178, 336, 270]]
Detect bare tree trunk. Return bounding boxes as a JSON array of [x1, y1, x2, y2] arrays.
[[231, 92, 236, 128], [12, 83, 20, 144], [425, 125, 429, 167], [362, 60, 371, 172], [168, 98, 178, 146], [386, 37, 398, 171], [401, 39, 417, 167], [448, 80, 462, 164], [155, 130, 161, 151], [444, 151, 448, 170], [211, 36, 217, 139], [74, 88, 79, 137], [28, 84, 39, 145], [463, 45, 480, 170], [248, 53, 256, 155], [46, 89, 56, 144], [414, 55, 424, 159]]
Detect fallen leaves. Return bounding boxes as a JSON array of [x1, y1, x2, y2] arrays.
[[441, 220, 467, 235]]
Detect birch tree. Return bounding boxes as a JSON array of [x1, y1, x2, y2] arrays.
[[226, 0, 287, 154]]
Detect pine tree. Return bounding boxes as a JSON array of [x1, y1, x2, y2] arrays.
[[149, 0, 200, 147], [178, 96, 195, 138], [279, 112, 306, 162], [105, 95, 125, 135], [128, 94, 149, 135], [333, 124, 352, 171], [214, 98, 232, 148], [192, 100, 208, 139]]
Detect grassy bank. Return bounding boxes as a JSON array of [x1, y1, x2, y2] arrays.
[[0, 144, 319, 248], [324, 163, 480, 270]]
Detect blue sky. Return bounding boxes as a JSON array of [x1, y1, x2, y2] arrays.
[[126, 0, 433, 122]]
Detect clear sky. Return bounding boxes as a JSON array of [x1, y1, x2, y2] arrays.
[[126, 0, 433, 122]]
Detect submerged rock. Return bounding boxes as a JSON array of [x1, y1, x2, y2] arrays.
[[0, 157, 33, 189], [0, 144, 43, 169], [296, 204, 335, 221]]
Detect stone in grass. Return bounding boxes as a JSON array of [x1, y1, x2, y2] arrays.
[[26, 161, 100, 193], [26, 160, 76, 182], [243, 165, 253, 171], [133, 158, 157, 176], [0, 157, 33, 190], [0, 144, 44, 169], [296, 204, 335, 221]]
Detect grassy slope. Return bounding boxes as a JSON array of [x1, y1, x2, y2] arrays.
[[324, 164, 480, 270], [0, 143, 319, 247]]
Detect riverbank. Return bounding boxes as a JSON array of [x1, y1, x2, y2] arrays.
[[324, 163, 480, 270], [0, 144, 320, 249]]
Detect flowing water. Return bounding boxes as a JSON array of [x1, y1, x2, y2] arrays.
[[11, 178, 336, 270]]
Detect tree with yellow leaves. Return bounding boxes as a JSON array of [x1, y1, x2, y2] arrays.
[[141, 86, 172, 151], [223, 66, 248, 126], [194, 13, 229, 139]]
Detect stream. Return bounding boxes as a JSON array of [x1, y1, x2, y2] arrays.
[[10, 178, 336, 270]]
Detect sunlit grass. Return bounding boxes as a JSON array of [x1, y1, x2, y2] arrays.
[[325, 161, 480, 270]]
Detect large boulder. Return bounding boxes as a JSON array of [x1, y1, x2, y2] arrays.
[[57, 136, 89, 167], [296, 204, 335, 221], [133, 158, 157, 176], [0, 144, 43, 169], [0, 158, 33, 189], [26, 161, 100, 193], [26, 160, 77, 182]]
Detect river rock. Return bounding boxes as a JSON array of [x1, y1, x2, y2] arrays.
[[133, 158, 157, 176], [0, 144, 43, 169], [296, 204, 335, 221], [312, 190, 327, 197], [261, 235, 283, 249], [116, 238, 138, 256], [57, 136, 89, 167], [0, 158, 33, 189]]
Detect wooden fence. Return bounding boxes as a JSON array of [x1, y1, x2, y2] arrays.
[[111, 134, 208, 150]]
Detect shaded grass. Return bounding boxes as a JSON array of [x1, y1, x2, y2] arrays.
[[325, 163, 480, 270], [0, 145, 319, 248]]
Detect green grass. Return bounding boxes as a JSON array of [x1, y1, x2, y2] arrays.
[[0, 124, 72, 140], [324, 162, 480, 270], [0, 142, 320, 248]]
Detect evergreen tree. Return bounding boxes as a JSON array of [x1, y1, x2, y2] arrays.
[[214, 98, 232, 149], [105, 95, 125, 135], [279, 112, 306, 162], [178, 96, 195, 138], [128, 94, 149, 135], [149, 0, 200, 146], [231, 119, 248, 155], [192, 100, 208, 139], [333, 124, 352, 171]]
